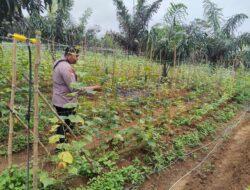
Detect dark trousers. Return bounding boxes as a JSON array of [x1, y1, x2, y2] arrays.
[[54, 105, 76, 143]]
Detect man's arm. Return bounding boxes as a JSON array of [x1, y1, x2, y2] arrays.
[[83, 85, 102, 91], [77, 85, 102, 96]]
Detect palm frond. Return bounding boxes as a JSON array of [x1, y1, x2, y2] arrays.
[[203, 0, 223, 34], [223, 14, 248, 37], [144, 0, 163, 25], [134, 0, 163, 34], [236, 32, 250, 48], [113, 0, 132, 35], [113, 0, 162, 53], [164, 3, 188, 25]]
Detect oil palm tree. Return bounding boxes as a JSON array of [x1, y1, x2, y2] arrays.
[[203, 0, 250, 64], [112, 0, 163, 54], [164, 3, 188, 67]]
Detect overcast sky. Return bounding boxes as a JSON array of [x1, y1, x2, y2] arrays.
[[70, 0, 250, 36]]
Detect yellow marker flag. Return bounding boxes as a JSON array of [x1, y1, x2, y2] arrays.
[[9, 33, 38, 44], [30, 38, 38, 44], [12, 33, 27, 42]]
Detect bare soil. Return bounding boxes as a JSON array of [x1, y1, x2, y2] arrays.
[[140, 109, 250, 190]]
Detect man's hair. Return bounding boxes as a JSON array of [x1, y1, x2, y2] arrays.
[[64, 46, 80, 56]]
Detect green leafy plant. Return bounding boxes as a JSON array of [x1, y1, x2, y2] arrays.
[[76, 165, 145, 190], [0, 134, 32, 156], [0, 166, 31, 190]]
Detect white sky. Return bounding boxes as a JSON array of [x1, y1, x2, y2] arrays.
[[70, 0, 250, 36]]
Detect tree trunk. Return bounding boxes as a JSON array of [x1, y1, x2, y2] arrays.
[[173, 45, 177, 83], [8, 39, 17, 167], [162, 61, 167, 78], [173, 45, 177, 68]]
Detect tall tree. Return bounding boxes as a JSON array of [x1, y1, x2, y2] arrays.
[[203, 0, 249, 64], [164, 3, 188, 67], [146, 0, 250, 66], [203, 0, 223, 35], [112, 0, 163, 54], [55, 3, 66, 42]]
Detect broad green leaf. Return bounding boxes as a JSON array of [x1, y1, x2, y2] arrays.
[[49, 135, 64, 144], [49, 125, 60, 133], [49, 117, 59, 124], [39, 171, 56, 188], [68, 115, 84, 124], [114, 134, 124, 141], [67, 92, 78, 97], [68, 167, 78, 175], [58, 151, 73, 164], [147, 140, 156, 148], [72, 141, 86, 150]]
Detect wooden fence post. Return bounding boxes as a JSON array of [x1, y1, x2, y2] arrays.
[[8, 39, 17, 167], [33, 31, 41, 190]]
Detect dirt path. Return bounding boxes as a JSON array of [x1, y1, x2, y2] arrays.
[[141, 109, 250, 190]]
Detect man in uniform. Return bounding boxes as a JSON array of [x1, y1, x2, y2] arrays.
[[52, 46, 100, 143]]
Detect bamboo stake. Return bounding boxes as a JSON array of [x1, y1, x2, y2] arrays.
[[7, 106, 50, 155], [33, 31, 41, 190], [81, 38, 84, 61], [8, 39, 17, 167], [82, 35, 87, 61], [112, 54, 117, 98], [52, 37, 56, 62]]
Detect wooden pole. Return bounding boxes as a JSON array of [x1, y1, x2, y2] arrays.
[[82, 35, 87, 61], [51, 37, 56, 62], [7, 106, 49, 155], [8, 39, 17, 167], [33, 31, 41, 190]]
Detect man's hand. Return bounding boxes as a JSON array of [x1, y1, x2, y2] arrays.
[[84, 85, 102, 92]]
